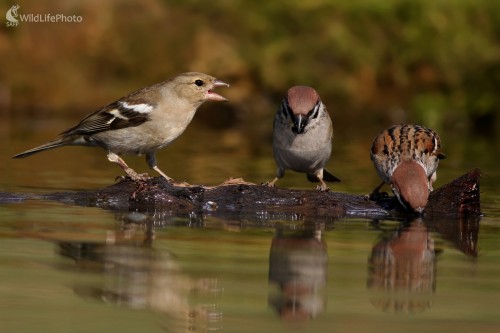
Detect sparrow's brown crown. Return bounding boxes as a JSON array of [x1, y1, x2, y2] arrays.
[[286, 86, 320, 116], [391, 160, 429, 212]]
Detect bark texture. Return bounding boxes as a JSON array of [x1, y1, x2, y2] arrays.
[[10, 168, 478, 219]]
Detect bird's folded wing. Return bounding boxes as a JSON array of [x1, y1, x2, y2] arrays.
[[61, 100, 153, 136]]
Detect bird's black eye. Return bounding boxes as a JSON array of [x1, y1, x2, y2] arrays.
[[195, 79, 204, 87]]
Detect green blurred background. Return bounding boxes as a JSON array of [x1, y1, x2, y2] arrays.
[[2, 0, 499, 158]]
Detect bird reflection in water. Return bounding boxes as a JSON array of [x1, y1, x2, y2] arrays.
[[268, 224, 328, 323], [57, 211, 221, 333], [367, 218, 436, 313]]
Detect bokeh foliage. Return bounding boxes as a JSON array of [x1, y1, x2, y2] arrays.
[[1, 0, 499, 133]]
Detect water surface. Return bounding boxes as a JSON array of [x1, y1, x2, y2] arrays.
[[1, 118, 500, 333]]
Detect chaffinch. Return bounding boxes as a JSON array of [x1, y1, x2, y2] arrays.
[[14, 72, 229, 182]]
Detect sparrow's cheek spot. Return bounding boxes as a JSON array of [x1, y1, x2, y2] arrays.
[[195, 79, 204, 87]]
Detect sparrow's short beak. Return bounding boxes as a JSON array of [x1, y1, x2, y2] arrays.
[[292, 114, 307, 134], [206, 80, 230, 102]]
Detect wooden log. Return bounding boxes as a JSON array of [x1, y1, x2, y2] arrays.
[[426, 168, 482, 216], [25, 168, 480, 219]]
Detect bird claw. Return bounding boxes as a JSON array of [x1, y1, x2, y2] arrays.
[[315, 184, 330, 192], [131, 173, 152, 182], [115, 175, 127, 182], [116, 174, 151, 183], [117, 169, 152, 182], [262, 177, 279, 187]]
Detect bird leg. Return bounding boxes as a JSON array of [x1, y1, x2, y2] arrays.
[[264, 177, 279, 187], [429, 171, 437, 191], [264, 167, 285, 187], [146, 152, 174, 182], [313, 170, 330, 191], [107, 152, 151, 182]]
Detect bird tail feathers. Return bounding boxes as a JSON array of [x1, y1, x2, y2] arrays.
[[323, 169, 341, 182], [13, 138, 69, 159]]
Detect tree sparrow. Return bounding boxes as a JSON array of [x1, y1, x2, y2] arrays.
[[370, 124, 446, 212], [267, 86, 340, 191], [14, 72, 229, 182]]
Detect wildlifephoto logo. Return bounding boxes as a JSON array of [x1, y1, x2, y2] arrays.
[[5, 4, 19, 27], [5, 4, 83, 27]]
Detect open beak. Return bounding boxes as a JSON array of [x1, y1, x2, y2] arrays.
[[206, 79, 230, 102]]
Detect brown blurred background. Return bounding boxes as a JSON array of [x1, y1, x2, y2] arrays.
[[1, 0, 499, 184]]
